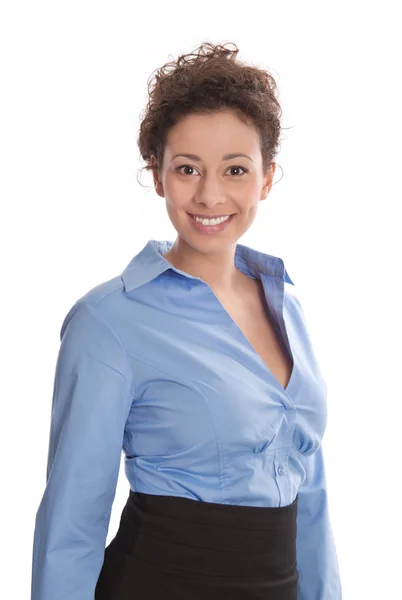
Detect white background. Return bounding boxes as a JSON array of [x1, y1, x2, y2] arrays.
[[1, 1, 401, 598]]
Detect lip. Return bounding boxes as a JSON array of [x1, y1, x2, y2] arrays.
[[187, 212, 235, 234], [188, 213, 235, 218]]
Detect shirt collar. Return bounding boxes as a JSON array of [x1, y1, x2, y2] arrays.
[[121, 239, 294, 293]]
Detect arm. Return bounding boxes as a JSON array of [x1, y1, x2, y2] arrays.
[[296, 443, 342, 599], [31, 300, 134, 600]]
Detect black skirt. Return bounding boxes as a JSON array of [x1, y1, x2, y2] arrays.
[[95, 489, 299, 600]]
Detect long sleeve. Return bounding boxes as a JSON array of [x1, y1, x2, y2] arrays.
[[296, 443, 342, 599], [31, 300, 134, 600]]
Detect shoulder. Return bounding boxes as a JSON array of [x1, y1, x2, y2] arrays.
[[60, 273, 127, 339]]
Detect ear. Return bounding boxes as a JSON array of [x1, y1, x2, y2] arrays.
[[151, 155, 164, 198], [260, 161, 276, 200]]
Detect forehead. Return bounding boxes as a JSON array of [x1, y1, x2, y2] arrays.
[[164, 110, 260, 154]]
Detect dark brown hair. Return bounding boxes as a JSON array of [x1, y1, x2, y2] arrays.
[[137, 42, 286, 185]]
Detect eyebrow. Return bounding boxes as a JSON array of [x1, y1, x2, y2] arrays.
[[171, 153, 254, 162]]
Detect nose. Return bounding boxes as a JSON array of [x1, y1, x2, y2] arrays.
[[194, 175, 225, 208]]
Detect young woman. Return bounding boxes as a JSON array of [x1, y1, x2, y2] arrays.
[[31, 42, 342, 599]]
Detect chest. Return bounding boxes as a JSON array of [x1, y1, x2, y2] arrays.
[[124, 275, 329, 470], [216, 278, 294, 391]]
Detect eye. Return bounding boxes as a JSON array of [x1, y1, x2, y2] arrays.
[[175, 164, 248, 177], [176, 164, 200, 176], [227, 165, 248, 177]]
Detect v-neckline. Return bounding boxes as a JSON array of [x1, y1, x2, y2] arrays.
[[209, 275, 298, 397], [252, 276, 296, 394]]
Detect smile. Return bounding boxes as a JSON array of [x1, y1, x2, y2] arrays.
[[187, 212, 235, 234]]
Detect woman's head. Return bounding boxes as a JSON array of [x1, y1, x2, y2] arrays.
[[137, 42, 284, 258]]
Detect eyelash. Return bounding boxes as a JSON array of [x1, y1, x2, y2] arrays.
[[176, 164, 249, 177]]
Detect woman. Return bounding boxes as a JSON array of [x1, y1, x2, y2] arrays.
[[31, 42, 342, 599]]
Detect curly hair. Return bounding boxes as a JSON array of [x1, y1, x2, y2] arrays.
[[136, 41, 286, 185]]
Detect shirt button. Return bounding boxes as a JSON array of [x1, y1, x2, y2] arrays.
[[277, 465, 285, 476]]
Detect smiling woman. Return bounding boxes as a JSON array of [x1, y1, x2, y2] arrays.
[[31, 41, 342, 600], [134, 42, 286, 291]]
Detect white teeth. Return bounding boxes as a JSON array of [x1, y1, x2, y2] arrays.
[[192, 215, 231, 225]]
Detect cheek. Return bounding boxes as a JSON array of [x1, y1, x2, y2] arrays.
[[165, 175, 192, 201], [243, 203, 259, 219], [233, 179, 261, 200], [164, 199, 187, 225]]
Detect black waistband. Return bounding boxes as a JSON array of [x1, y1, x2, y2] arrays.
[[128, 489, 298, 528]]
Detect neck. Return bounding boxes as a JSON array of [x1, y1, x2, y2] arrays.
[[162, 238, 244, 294]]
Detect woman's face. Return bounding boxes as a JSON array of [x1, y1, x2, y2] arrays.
[[152, 109, 276, 251]]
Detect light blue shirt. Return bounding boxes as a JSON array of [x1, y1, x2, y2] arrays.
[[31, 239, 342, 599]]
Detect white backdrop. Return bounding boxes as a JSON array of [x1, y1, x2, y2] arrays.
[[1, 1, 401, 598]]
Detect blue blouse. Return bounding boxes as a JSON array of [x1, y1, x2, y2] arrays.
[[31, 239, 342, 599]]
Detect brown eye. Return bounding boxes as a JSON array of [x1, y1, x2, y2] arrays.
[[228, 166, 247, 176], [176, 165, 199, 176]]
